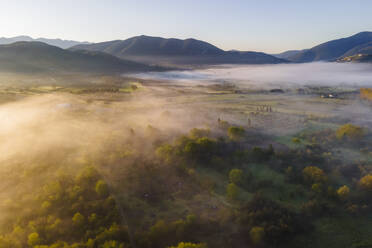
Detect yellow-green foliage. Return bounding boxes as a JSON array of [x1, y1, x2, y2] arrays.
[[360, 88, 372, 101], [303, 166, 327, 184], [101, 240, 124, 248], [226, 183, 239, 200], [189, 128, 211, 139], [360, 174, 372, 191], [28, 232, 41, 246], [227, 126, 245, 141], [229, 169, 243, 185], [292, 137, 301, 144], [169, 242, 208, 248], [336, 124, 364, 140], [72, 212, 85, 227], [250, 226, 265, 245], [96, 180, 109, 197], [337, 185, 350, 199]]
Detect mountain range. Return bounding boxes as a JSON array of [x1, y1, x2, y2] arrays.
[[69, 35, 286, 66], [0, 36, 89, 49], [0, 32, 371, 76], [0, 42, 155, 74], [275, 32, 372, 62]]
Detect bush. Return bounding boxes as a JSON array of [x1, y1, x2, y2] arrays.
[[360, 174, 372, 191], [336, 124, 364, 141], [337, 185, 350, 199]]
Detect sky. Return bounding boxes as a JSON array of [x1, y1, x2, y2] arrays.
[[0, 0, 371, 53]]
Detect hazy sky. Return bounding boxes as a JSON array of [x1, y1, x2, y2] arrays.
[[0, 0, 371, 53]]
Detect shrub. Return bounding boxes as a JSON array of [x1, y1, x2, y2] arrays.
[[336, 124, 364, 141], [360, 174, 372, 191], [337, 185, 350, 199]]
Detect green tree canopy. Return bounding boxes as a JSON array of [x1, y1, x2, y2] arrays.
[[227, 126, 245, 141]]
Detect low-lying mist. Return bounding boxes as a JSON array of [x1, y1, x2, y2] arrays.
[[0, 92, 216, 166], [134, 62, 372, 89]]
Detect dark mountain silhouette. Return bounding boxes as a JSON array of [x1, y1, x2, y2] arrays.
[[287, 32, 372, 62], [0, 36, 90, 49], [70, 35, 286, 66], [0, 42, 156, 74]]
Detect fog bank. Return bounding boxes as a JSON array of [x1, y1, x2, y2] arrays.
[[134, 62, 372, 89]]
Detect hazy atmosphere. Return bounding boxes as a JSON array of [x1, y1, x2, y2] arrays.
[[1, 2, 372, 248]]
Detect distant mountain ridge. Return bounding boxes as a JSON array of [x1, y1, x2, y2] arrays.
[[0, 41, 156, 74], [284, 32, 372, 62], [70, 35, 286, 66], [272, 50, 308, 59], [0, 36, 90, 49]]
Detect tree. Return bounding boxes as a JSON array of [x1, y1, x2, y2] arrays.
[[238, 195, 306, 245], [72, 212, 85, 227], [189, 128, 210, 139], [101, 240, 124, 248], [303, 166, 327, 184], [250, 226, 265, 245], [96, 180, 109, 197], [337, 185, 350, 199], [169, 242, 207, 248], [227, 126, 245, 141], [229, 169, 243, 185], [183, 137, 217, 162], [360, 174, 372, 191], [28, 232, 41, 246], [336, 124, 364, 141], [226, 183, 239, 200]]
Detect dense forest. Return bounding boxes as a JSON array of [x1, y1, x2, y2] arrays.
[[1, 110, 372, 248]]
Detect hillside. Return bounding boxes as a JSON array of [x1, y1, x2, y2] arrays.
[[272, 49, 306, 59], [287, 31, 372, 62], [70, 35, 286, 66], [0, 42, 155, 74], [0, 36, 90, 49], [337, 54, 372, 63]]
